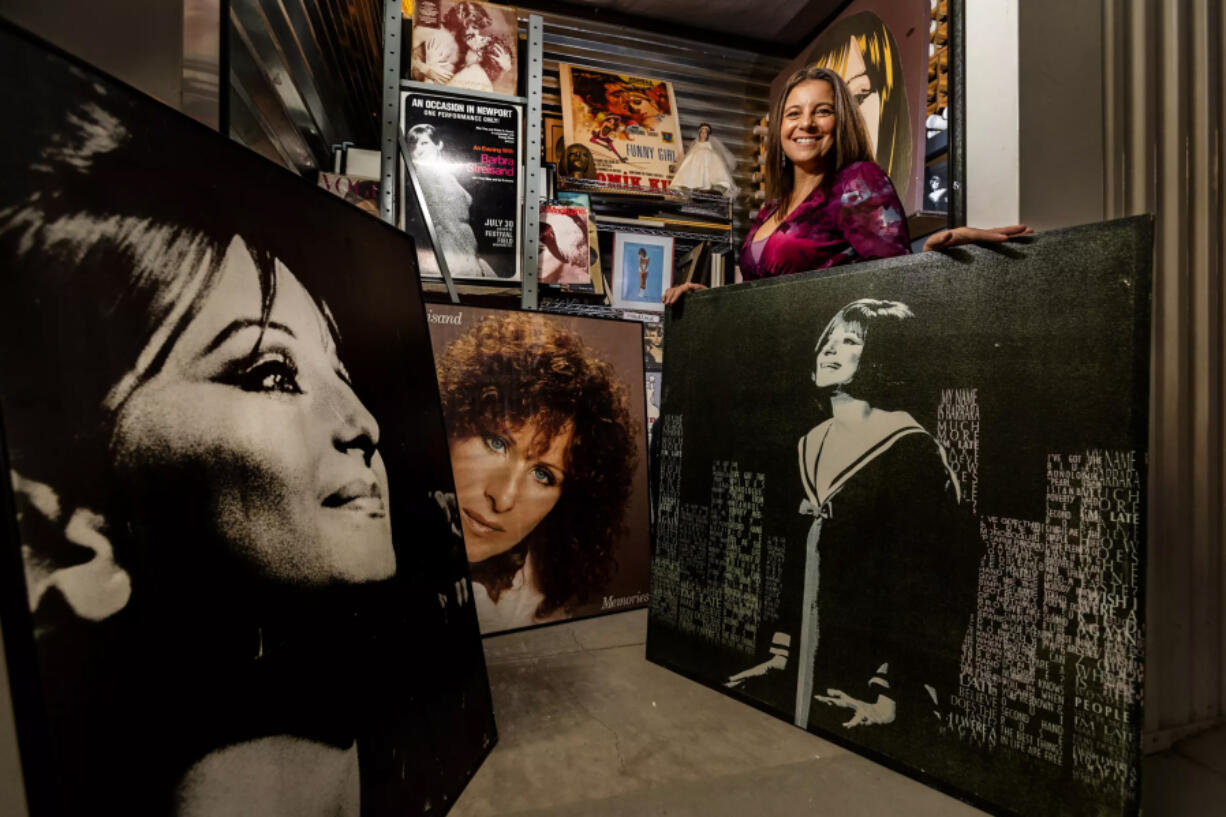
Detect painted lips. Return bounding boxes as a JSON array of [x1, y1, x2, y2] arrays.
[[323, 478, 386, 517], [461, 507, 505, 535]]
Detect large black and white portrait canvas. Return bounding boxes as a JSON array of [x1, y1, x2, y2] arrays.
[[646, 217, 1151, 817], [0, 22, 494, 817]]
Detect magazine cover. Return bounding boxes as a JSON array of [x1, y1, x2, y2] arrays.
[[411, 0, 519, 96], [426, 306, 652, 634], [400, 88, 522, 281], [0, 21, 494, 816], [559, 64, 684, 190], [539, 203, 593, 290], [646, 217, 1152, 817], [317, 172, 380, 217], [556, 191, 603, 294]]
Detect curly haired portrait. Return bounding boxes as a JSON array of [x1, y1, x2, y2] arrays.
[[427, 307, 653, 633]]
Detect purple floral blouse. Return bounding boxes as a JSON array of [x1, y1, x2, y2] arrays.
[[739, 161, 910, 280]]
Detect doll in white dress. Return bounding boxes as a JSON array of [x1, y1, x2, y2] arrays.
[[670, 123, 738, 197]]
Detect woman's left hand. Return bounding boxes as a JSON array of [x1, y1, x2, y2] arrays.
[[922, 224, 1034, 252], [814, 688, 897, 728]]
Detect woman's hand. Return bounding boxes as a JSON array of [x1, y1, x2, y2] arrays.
[[662, 282, 707, 305], [922, 224, 1033, 252], [813, 688, 897, 728]]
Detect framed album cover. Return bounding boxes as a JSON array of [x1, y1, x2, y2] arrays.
[[0, 20, 494, 817], [410, 0, 519, 96], [611, 232, 674, 312], [400, 88, 523, 282], [425, 305, 652, 634], [646, 216, 1152, 817]]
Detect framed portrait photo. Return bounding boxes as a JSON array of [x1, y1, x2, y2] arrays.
[[611, 232, 674, 312]]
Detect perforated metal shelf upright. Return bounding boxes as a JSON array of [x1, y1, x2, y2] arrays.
[[378, 1, 546, 308]]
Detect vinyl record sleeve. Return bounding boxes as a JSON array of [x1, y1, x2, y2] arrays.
[[646, 217, 1152, 817], [426, 305, 652, 634], [410, 0, 519, 96], [0, 21, 494, 816]]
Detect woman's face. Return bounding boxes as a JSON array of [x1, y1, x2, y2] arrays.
[[464, 28, 489, 55], [697, 126, 711, 143], [815, 320, 864, 389], [110, 236, 395, 585], [411, 134, 442, 164], [841, 38, 881, 155], [780, 79, 836, 170], [448, 421, 571, 563]]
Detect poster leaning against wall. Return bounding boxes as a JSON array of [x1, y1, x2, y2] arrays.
[[0, 20, 494, 817], [559, 63, 684, 191], [426, 305, 652, 634], [400, 88, 522, 282], [647, 217, 1152, 817]]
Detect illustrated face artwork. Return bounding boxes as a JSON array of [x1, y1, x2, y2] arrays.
[[841, 37, 881, 156], [448, 421, 572, 563], [815, 320, 864, 389], [781, 79, 836, 169], [110, 236, 395, 586]]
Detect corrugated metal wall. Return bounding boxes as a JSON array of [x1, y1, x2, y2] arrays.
[[526, 9, 789, 235], [1102, 0, 1225, 749]]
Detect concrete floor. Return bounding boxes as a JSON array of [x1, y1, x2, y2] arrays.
[[452, 609, 1225, 817]]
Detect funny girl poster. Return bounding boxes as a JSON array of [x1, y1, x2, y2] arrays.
[[400, 88, 522, 281], [559, 64, 684, 190], [646, 217, 1151, 817]]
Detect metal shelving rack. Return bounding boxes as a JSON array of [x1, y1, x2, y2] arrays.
[[379, 1, 545, 308]]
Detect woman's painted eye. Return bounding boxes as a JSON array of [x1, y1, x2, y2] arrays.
[[531, 466, 557, 487], [854, 91, 871, 106], [483, 434, 509, 454], [229, 353, 302, 395]]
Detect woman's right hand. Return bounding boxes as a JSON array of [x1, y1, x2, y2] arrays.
[[662, 282, 707, 305]]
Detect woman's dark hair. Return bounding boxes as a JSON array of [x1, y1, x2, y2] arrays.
[[406, 122, 441, 148], [813, 298, 914, 409], [637, 247, 647, 259], [0, 100, 294, 565], [436, 313, 637, 618], [764, 66, 874, 207], [478, 37, 512, 80], [805, 12, 912, 188], [441, 1, 492, 37]]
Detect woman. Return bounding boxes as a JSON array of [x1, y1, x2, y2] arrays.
[[0, 96, 402, 814], [450, 35, 514, 93], [406, 122, 496, 278], [662, 67, 1029, 302], [435, 313, 637, 631], [727, 299, 979, 753]]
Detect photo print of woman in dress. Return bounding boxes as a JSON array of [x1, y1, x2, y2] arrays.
[[805, 12, 913, 202], [726, 299, 979, 760], [434, 313, 639, 632], [406, 122, 498, 279], [0, 30, 488, 816]]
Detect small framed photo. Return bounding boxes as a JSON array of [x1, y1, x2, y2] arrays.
[[611, 232, 674, 312]]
